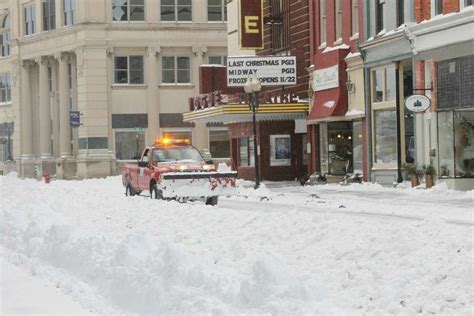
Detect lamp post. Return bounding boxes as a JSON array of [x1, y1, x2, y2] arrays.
[[244, 75, 262, 189]]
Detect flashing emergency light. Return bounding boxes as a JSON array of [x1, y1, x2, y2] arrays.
[[154, 137, 191, 146]]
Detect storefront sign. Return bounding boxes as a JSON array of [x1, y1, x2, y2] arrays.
[[312, 65, 339, 91], [70, 111, 81, 127], [270, 134, 291, 166], [227, 56, 297, 87], [405, 95, 431, 113], [240, 0, 263, 49]]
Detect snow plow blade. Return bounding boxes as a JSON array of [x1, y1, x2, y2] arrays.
[[160, 172, 238, 198]]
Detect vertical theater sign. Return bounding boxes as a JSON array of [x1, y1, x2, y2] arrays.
[[240, 0, 264, 49]]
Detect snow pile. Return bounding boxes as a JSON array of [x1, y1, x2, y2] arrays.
[[1, 175, 473, 315]]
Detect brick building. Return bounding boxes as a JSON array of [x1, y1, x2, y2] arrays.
[[408, 0, 473, 189], [184, 0, 311, 182], [306, 0, 366, 182]]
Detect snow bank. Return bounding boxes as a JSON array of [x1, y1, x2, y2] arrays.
[[1, 175, 472, 315]]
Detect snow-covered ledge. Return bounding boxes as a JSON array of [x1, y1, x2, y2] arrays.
[[406, 6, 474, 54]]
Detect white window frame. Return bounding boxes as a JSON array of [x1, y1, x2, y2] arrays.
[[113, 55, 145, 85], [207, 0, 227, 22], [431, 0, 443, 16], [319, 0, 327, 47], [460, 0, 472, 8], [42, 0, 56, 31], [112, 0, 145, 22], [161, 55, 192, 85], [24, 4, 36, 36], [370, 64, 398, 169], [63, 0, 76, 26], [351, 0, 359, 38], [335, 0, 342, 43], [0, 73, 12, 105], [160, 0, 193, 23], [0, 15, 11, 57]]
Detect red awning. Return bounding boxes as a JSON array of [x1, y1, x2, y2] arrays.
[[307, 88, 347, 122]]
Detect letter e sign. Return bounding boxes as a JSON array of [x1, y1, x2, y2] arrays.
[[240, 0, 263, 49]]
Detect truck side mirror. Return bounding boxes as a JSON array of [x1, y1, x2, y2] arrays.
[[138, 161, 148, 168]]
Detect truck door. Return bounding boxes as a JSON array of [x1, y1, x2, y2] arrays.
[[138, 149, 150, 190]]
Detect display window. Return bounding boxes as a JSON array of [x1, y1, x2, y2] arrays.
[[438, 111, 474, 178]]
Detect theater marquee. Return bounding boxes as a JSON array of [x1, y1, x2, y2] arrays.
[[240, 0, 263, 49], [227, 56, 297, 87]]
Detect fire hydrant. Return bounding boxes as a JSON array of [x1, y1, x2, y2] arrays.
[[43, 171, 50, 184]]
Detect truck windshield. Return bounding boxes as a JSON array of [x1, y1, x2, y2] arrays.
[[152, 147, 204, 163]]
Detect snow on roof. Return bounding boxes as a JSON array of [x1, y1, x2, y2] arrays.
[[322, 44, 350, 53], [199, 64, 226, 68], [345, 51, 361, 59], [345, 109, 365, 116]]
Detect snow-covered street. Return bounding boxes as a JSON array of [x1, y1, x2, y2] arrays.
[[1, 174, 473, 315]]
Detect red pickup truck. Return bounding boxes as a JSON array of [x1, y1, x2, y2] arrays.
[[122, 138, 237, 205]]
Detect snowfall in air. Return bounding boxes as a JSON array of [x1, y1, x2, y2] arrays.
[[1, 173, 473, 315]]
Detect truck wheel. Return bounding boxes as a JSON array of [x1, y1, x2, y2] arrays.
[[150, 184, 163, 200], [205, 196, 218, 206], [126, 184, 135, 196]]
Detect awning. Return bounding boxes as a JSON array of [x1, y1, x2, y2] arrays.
[[183, 103, 308, 124], [307, 88, 348, 124]]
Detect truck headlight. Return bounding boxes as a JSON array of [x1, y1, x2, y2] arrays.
[[203, 164, 215, 171]]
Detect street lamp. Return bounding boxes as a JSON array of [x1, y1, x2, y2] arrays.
[[244, 75, 262, 189]]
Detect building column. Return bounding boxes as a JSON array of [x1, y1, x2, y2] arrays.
[[58, 52, 72, 158], [19, 60, 35, 178], [54, 52, 76, 179], [37, 56, 53, 159], [20, 61, 33, 159], [147, 46, 160, 142]]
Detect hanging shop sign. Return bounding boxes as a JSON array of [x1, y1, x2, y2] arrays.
[[312, 65, 339, 91], [227, 56, 297, 87], [405, 95, 431, 113], [240, 0, 263, 49]]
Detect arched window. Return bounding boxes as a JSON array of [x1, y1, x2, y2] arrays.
[[0, 15, 11, 57]]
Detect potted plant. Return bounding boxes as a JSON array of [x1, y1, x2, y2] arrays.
[[423, 164, 437, 189], [403, 163, 422, 187]]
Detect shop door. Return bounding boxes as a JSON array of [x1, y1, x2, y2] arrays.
[[327, 122, 353, 175]]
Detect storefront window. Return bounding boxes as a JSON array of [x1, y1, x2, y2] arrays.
[[319, 123, 328, 174], [302, 134, 308, 166], [115, 130, 145, 160], [353, 121, 363, 173], [372, 69, 383, 102], [209, 129, 229, 158], [239, 137, 249, 167], [385, 67, 396, 101], [374, 110, 397, 164], [327, 122, 353, 175], [454, 111, 474, 177], [438, 111, 455, 177]]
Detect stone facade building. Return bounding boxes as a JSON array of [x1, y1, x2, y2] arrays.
[[0, 0, 228, 179]]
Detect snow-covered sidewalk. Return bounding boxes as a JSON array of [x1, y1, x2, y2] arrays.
[[1, 174, 473, 315], [0, 247, 91, 315]]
